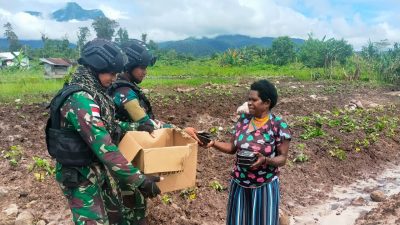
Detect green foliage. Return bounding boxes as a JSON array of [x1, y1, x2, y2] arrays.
[[329, 148, 347, 160], [29, 156, 55, 176], [293, 152, 309, 163], [209, 180, 225, 192], [300, 125, 325, 140], [77, 26, 90, 54], [63, 65, 78, 83], [271, 36, 295, 66], [340, 115, 358, 132], [116, 28, 130, 47], [219, 49, 246, 66], [209, 127, 218, 134], [35, 35, 77, 59], [360, 41, 400, 84], [3, 145, 23, 166], [161, 194, 172, 205], [92, 16, 119, 40], [299, 34, 353, 74], [180, 187, 197, 200], [293, 143, 309, 163]]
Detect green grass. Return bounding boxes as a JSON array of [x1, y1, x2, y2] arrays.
[[149, 61, 322, 80], [0, 68, 64, 102], [0, 59, 388, 103]]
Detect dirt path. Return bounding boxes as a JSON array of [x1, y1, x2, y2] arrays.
[[0, 80, 399, 225]]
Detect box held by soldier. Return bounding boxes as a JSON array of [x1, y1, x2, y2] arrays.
[[118, 128, 198, 193]]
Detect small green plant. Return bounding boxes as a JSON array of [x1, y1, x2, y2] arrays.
[[329, 148, 347, 160], [327, 119, 341, 127], [180, 187, 197, 200], [300, 125, 325, 140], [29, 156, 55, 175], [341, 115, 358, 132], [293, 143, 309, 163], [209, 180, 225, 192], [209, 127, 218, 134], [161, 194, 172, 205], [293, 152, 309, 163], [4, 145, 23, 166]]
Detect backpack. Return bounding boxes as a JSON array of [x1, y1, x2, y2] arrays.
[[45, 84, 94, 166]]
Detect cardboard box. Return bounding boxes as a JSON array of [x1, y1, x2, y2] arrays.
[[118, 128, 198, 193]]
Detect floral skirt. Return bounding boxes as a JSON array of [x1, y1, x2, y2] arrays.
[[226, 178, 280, 225]]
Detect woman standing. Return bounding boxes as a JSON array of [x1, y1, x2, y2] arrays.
[[205, 79, 291, 225]]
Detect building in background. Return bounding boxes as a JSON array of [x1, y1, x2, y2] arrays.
[[39, 58, 75, 78]]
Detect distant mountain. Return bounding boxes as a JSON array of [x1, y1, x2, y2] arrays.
[[158, 34, 304, 56], [1, 34, 303, 55], [51, 2, 104, 22], [24, 11, 42, 17]]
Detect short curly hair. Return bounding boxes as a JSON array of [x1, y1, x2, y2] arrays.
[[250, 79, 278, 109]]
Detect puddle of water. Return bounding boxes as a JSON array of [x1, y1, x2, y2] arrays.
[[290, 163, 400, 225]]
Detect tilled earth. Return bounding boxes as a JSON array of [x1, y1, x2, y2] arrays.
[[0, 79, 399, 225], [355, 192, 400, 225]]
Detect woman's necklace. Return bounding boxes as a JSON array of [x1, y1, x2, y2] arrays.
[[251, 115, 269, 129]]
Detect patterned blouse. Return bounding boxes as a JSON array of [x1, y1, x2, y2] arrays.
[[231, 113, 291, 188]]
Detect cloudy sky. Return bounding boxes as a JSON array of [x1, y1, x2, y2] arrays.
[[0, 0, 399, 49]]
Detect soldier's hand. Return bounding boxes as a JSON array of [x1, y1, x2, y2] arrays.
[[138, 175, 161, 198]]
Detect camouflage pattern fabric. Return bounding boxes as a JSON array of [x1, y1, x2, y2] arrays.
[[55, 67, 146, 225], [112, 76, 172, 129]]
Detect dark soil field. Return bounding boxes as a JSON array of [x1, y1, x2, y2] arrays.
[[0, 79, 399, 225]]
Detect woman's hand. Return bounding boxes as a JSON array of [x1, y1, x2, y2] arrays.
[[250, 152, 266, 169], [205, 140, 215, 148]]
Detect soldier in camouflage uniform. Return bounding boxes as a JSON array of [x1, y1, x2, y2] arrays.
[[107, 40, 201, 224], [47, 39, 160, 225], [109, 39, 200, 136]]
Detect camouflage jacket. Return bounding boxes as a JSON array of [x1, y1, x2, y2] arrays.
[[55, 91, 144, 189], [112, 79, 172, 129]]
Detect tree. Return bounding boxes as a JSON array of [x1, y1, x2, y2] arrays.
[[91, 17, 118, 40], [141, 33, 147, 44], [361, 41, 378, 61], [3, 22, 21, 51], [116, 28, 129, 47], [147, 40, 158, 51], [298, 35, 327, 68], [299, 34, 353, 68], [77, 27, 90, 54], [270, 36, 295, 65]]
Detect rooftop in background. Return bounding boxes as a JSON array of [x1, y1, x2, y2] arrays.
[[39, 58, 74, 66]]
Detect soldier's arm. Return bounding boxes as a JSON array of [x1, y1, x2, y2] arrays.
[[113, 87, 151, 124], [62, 92, 145, 188], [118, 120, 139, 132]]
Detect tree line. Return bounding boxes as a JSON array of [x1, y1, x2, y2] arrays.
[[2, 16, 400, 83]]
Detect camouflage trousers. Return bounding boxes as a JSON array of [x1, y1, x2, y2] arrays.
[[57, 165, 146, 225]]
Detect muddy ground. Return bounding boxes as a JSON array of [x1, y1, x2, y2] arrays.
[[0, 79, 399, 225], [355, 192, 400, 225]]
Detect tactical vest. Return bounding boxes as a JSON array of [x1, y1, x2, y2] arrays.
[[45, 84, 95, 166], [108, 79, 154, 121]]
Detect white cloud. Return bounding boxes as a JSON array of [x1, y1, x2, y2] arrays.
[[99, 5, 129, 20], [0, 0, 399, 50], [0, 10, 94, 42]]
